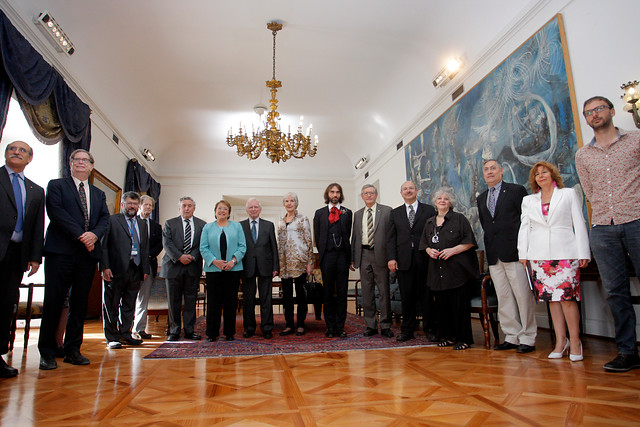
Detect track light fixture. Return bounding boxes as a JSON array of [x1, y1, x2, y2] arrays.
[[141, 148, 156, 162], [34, 11, 75, 56]]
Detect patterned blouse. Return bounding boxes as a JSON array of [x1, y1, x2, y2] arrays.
[[277, 212, 313, 279]]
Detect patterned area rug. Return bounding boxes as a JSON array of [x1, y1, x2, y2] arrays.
[[144, 313, 437, 359]]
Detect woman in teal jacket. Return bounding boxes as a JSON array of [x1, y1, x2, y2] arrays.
[[200, 200, 246, 341]]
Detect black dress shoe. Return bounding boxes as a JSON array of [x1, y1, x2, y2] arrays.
[[0, 358, 18, 378], [208, 337, 217, 342], [338, 329, 347, 338], [295, 328, 306, 336], [120, 336, 143, 346], [516, 344, 536, 354], [39, 357, 57, 370], [396, 333, 414, 342], [167, 334, 180, 341], [494, 341, 519, 351], [263, 331, 272, 339], [185, 333, 201, 340], [325, 329, 335, 338], [381, 329, 394, 338], [280, 328, 294, 336], [226, 335, 235, 341], [64, 352, 90, 365], [363, 328, 378, 337], [137, 331, 152, 339], [604, 353, 640, 372], [243, 331, 255, 338]]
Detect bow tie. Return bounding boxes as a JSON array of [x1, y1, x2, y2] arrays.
[[329, 206, 341, 224]]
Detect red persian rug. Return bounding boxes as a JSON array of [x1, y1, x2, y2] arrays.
[[144, 313, 437, 359]]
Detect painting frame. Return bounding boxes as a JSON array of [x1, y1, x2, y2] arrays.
[[89, 169, 121, 214]]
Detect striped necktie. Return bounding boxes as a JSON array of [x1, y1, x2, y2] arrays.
[[366, 208, 374, 247], [183, 219, 192, 253], [78, 182, 89, 231]]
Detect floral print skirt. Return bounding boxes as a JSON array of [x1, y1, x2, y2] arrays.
[[530, 259, 581, 302]]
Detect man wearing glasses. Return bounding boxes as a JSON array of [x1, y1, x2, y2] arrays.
[[576, 96, 640, 372], [38, 149, 110, 370]]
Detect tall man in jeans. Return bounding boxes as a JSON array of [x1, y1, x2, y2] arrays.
[[575, 95, 640, 372]]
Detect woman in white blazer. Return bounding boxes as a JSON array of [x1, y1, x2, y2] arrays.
[[518, 161, 590, 362]]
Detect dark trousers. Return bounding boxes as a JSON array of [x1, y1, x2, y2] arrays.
[[206, 271, 240, 338], [321, 250, 350, 331], [433, 282, 473, 345], [242, 274, 274, 333], [165, 269, 199, 336], [39, 252, 97, 359], [282, 273, 308, 329], [0, 242, 22, 355], [397, 249, 434, 335], [103, 261, 142, 342]]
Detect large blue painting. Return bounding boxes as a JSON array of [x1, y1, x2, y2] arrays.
[[405, 14, 580, 249]]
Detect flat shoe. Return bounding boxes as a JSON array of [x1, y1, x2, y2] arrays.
[[453, 342, 470, 351], [438, 340, 455, 347], [295, 328, 305, 336], [280, 328, 294, 336]]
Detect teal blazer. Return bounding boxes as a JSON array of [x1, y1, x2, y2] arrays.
[[200, 221, 246, 272]]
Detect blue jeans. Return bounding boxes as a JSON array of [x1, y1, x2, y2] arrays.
[[590, 219, 640, 355]]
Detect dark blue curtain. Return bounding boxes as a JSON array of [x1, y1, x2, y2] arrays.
[[0, 9, 91, 177], [125, 160, 161, 220]]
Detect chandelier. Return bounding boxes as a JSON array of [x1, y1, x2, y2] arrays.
[[226, 21, 318, 163]]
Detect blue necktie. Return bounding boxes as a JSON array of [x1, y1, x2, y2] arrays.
[[251, 220, 257, 242], [129, 218, 141, 266], [12, 173, 24, 233]]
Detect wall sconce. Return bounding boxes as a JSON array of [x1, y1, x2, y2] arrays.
[[33, 11, 75, 55], [141, 148, 156, 162], [432, 57, 463, 88], [621, 80, 640, 129], [355, 155, 369, 170]]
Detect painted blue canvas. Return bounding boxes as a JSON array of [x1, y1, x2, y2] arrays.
[[405, 15, 580, 250]]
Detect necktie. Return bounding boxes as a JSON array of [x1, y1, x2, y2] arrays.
[[366, 208, 374, 247], [408, 205, 415, 228], [329, 206, 340, 224], [129, 218, 141, 265], [11, 173, 23, 233], [220, 229, 227, 261], [78, 182, 89, 231], [488, 187, 497, 217], [251, 220, 257, 242], [183, 219, 192, 253]]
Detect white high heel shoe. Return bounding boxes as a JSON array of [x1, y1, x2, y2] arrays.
[[548, 338, 570, 359], [570, 343, 583, 362]]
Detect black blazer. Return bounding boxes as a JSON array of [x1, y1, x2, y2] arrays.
[[313, 205, 353, 264], [100, 213, 150, 278], [0, 166, 45, 270], [386, 202, 435, 271], [240, 218, 279, 278], [43, 176, 110, 260], [140, 217, 162, 277], [477, 181, 528, 265], [160, 215, 206, 279]]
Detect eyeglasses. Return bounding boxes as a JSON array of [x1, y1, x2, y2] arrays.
[[361, 191, 376, 196], [583, 105, 610, 117], [72, 157, 92, 164], [7, 146, 29, 154]]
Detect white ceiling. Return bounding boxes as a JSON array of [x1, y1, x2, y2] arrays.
[[3, 0, 533, 180]]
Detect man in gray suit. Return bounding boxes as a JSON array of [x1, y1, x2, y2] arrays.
[[160, 196, 206, 341], [240, 198, 279, 339], [100, 191, 150, 349], [351, 184, 394, 338], [0, 141, 44, 378]]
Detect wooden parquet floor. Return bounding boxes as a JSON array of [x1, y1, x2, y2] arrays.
[[2, 312, 640, 426]]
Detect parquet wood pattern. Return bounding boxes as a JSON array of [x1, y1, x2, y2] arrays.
[[2, 312, 640, 426]]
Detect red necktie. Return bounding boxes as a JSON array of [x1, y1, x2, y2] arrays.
[[328, 206, 341, 224]]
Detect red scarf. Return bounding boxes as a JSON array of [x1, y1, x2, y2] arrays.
[[328, 206, 341, 224]]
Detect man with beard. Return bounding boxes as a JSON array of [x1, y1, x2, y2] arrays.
[[576, 96, 640, 372], [100, 192, 150, 349], [314, 183, 352, 337]]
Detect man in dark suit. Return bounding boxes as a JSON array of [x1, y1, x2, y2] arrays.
[[314, 183, 352, 338], [240, 198, 279, 339], [100, 191, 150, 349], [160, 196, 206, 341], [38, 149, 110, 370], [387, 181, 436, 342], [350, 184, 394, 338], [0, 141, 44, 378], [477, 159, 536, 353], [133, 195, 163, 339]]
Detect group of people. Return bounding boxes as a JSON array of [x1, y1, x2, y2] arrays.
[[1, 94, 639, 379]]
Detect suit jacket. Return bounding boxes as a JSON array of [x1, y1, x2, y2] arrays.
[[313, 205, 353, 264], [100, 213, 150, 278], [160, 215, 206, 278], [386, 202, 435, 271], [517, 187, 591, 261], [477, 181, 528, 265], [351, 203, 392, 267], [240, 218, 279, 278], [0, 165, 45, 270], [140, 217, 162, 277], [43, 176, 110, 260]]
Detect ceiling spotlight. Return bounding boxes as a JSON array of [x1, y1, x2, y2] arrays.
[[355, 155, 370, 170], [141, 148, 156, 162], [34, 11, 75, 55], [432, 56, 463, 88]]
